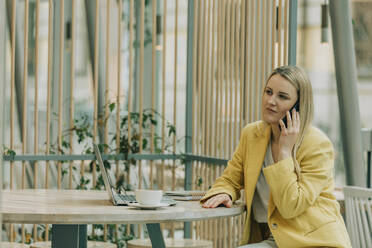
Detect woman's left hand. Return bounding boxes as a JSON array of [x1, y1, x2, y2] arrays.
[[278, 109, 300, 160]]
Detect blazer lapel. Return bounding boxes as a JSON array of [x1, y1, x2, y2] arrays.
[[244, 122, 271, 207], [268, 194, 275, 218]]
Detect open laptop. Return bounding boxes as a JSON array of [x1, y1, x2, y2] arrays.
[[94, 144, 137, 205], [93, 144, 176, 206]]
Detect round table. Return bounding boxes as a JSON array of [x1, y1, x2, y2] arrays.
[[2, 190, 245, 248]]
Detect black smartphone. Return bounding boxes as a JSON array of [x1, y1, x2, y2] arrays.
[[281, 101, 300, 129]]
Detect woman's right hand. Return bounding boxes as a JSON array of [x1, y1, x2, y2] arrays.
[[202, 193, 232, 208]]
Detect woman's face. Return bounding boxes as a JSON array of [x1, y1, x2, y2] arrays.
[[262, 74, 298, 125]]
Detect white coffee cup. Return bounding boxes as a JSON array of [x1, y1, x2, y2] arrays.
[[135, 189, 163, 205]]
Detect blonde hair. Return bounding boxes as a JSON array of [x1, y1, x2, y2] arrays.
[[266, 65, 314, 179]]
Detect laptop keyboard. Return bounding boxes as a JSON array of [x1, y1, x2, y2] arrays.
[[161, 196, 176, 205], [118, 194, 137, 203], [116, 194, 176, 205]]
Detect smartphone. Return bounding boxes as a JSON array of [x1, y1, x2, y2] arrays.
[[280, 101, 300, 129]]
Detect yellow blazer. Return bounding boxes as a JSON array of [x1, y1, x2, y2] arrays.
[[201, 121, 351, 248]]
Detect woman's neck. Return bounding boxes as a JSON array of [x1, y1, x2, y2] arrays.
[[270, 123, 281, 143]]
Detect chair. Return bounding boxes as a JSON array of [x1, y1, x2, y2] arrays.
[[30, 241, 116, 248], [343, 186, 372, 248], [0, 242, 30, 248], [127, 238, 213, 248]]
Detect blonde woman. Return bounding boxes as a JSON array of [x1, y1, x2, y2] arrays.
[[201, 66, 351, 247]]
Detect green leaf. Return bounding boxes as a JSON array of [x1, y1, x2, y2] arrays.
[[62, 140, 70, 149], [150, 118, 157, 125], [168, 124, 176, 137], [85, 148, 93, 154], [61, 169, 68, 177], [109, 102, 115, 112], [143, 114, 148, 123], [179, 153, 187, 165], [4, 148, 16, 157], [197, 178, 203, 187], [103, 160, 111, 170], [142, 138, 148, 150]]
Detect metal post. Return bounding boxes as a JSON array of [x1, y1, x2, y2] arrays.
[[64, 0, 73, 132], [288, 0, 298, 65], [85, 0, 105, 141], [0, 0, 7, 238], [134, 0, 140, 112], [184, 0, 195, 239], [185, 0, 194, 200], [368, 152, 371, 188], [329, 0, 366, 187], [146, 224, 166, 248], [362, 128, 372, 188], [52, 224, 87, 248], [78, 225, 87, 248], [133, 0, 156, 112], [133, 0, 160, 112]]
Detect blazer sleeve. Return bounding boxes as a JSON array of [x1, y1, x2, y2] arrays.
[[262, 134, 334, 219], [200, 127, 247, 203]]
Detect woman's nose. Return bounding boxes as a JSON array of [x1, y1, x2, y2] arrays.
[[268, 96, 276, 105]]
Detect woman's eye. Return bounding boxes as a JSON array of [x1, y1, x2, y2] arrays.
[[279, 95, 288, 99], [265, 90, 272, 95]]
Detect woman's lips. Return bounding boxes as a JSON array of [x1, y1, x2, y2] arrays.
[[266, 108, 277, 113]]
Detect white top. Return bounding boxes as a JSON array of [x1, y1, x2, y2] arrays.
[[252, 140, 274, 223]]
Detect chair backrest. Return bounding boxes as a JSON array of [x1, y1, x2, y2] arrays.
[[343, 186, 372, 248]]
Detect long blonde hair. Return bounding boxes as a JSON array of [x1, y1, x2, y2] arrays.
[[266, 65, 314, 179]]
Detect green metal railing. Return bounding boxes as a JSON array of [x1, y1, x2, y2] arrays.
[[3, 153, 228, 165]]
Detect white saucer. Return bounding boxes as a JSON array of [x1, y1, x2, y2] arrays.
[[127, 202, 170, 209]]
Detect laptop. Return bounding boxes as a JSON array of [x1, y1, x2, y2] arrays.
[[93, 144, 176, 206]]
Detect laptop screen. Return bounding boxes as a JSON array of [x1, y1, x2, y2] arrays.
[[93, 144, 115, 203]]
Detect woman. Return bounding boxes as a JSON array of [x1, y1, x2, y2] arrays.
[[201, 66, 351, 247]]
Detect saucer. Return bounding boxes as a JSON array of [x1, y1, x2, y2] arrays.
[[127, 202, 170, 210]]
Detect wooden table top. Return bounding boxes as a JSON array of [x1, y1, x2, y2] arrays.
[[1, 190, 245, 224]]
